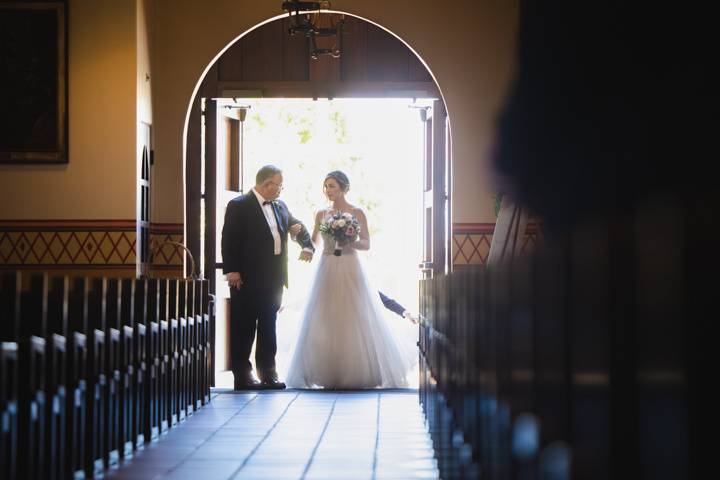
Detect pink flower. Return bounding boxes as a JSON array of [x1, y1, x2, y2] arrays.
[[345, 227, 355, 236]]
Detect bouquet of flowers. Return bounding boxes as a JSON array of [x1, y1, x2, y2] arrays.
[[319, 211, 361, 256]]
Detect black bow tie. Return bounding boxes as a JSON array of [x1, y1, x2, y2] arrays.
[[263, 200, 273, 206]]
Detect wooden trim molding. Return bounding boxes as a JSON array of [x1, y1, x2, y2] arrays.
[[0, 219, 137, 231]]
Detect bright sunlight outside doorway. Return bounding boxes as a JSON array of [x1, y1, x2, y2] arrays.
[[214, 98, 427, 389]]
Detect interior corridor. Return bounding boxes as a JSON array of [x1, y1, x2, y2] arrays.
[[105, 390, 439, 480]]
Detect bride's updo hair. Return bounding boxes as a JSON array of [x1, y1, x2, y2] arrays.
[[325, 170, 350, 192]]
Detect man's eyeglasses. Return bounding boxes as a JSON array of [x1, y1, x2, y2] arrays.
[[268, 181, 284, 190]]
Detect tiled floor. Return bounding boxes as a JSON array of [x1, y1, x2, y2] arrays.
[[106, 389, 439, 480]]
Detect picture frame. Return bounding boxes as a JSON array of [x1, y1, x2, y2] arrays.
[[0, 1, 67, 164]]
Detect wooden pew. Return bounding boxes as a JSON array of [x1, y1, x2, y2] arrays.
[[199, 279, 212, 403], [1, 271, 215, 479], [103, 278, 121, 466], [633, 209, 688, 479], [0, 342, 18, 480], [132, 278, 147, 449], [45, 276, 69, 480], [188, 280, 200, 410], [67, 277, 89, 480], [145, 278, 161, 440], [166, 279, 179, 427], [176, 279, 188, 421], [118, 278, 135, 458], [85, 277, 107, 476], [17, 273, 48, 480], [0, 272, 20, 340], [157, 278, 170, 432], [200, 279, 216, 404], [566, 227, 611, 478], [419, 201, 698, 480], [0, 272, 20, 480]]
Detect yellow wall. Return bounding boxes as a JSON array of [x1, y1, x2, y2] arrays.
[[0, 0, 517, 227], [137, 0, 153, 224], [0, 0, 137, 220], [137, 0, 153, 127], [151, 0, 518, 224]]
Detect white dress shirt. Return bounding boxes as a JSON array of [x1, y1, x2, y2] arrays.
[[252, 188, 282, 255]]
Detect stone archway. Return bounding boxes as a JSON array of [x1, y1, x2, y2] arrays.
[[182, 11, 452, 381]]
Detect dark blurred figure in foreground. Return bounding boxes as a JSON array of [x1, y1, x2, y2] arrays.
[[491, 2, 715, 479], [494, 3, 715, 230]]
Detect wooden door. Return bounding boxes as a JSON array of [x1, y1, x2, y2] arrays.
[[420, 100, 450, 279], [203, 99, 248, 375]]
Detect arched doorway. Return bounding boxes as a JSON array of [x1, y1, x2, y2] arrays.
[[183, 13, 451, 384]]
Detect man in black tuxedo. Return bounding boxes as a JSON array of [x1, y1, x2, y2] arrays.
[[221, 165, 314, 390]]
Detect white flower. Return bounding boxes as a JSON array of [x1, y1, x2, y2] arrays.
[[342, 212, 352, 219], [337, 219, 346, 227]]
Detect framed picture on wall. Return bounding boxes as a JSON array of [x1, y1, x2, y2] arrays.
[[0, 1, 67, 164]]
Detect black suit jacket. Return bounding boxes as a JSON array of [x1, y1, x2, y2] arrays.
[[221, 192, 314, 290], [379, 291, 405, 317]]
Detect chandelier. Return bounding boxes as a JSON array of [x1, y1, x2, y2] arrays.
[[281, 1, 345, 59]]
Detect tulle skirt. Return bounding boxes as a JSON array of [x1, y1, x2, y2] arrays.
[[286, 251, 414, 389]]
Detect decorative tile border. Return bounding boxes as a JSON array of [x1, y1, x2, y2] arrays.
[[149, 224, 184, 272], [453, 222, 541, 266], [1, 220, 541, 270], [0, 220, 183, 273]]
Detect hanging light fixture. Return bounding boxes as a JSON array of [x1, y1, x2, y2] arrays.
[[281, 1, 344, 59]]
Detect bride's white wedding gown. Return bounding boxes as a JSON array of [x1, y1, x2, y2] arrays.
[[286, 230, 413, 389]]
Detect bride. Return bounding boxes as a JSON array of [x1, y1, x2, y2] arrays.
[[286, 170, 413, 389]]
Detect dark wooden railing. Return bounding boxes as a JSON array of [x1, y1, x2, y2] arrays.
[[420, 203, 699, 479], [0, 273, 214, 479]]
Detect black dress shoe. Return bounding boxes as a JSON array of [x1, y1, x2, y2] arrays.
[[262, 378, 286, 389], [234, 372, 262, 390], [259, 371, 286, 390]]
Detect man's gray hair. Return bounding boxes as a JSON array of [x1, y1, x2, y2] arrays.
[[256, 165, 282, 185]]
